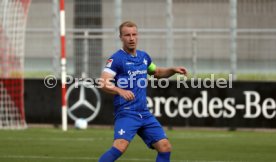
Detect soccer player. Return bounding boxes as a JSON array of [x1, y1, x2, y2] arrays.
[[98, 21, 187, 162]]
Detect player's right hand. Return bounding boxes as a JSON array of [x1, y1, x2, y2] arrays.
[[118, 89, 135, 101]]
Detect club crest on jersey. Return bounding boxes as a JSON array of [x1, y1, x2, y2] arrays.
[[143, 58, 148, 65], [106, 59, 113, 68]]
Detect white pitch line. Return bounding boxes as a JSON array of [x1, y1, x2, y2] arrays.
[[0, 155, 237, 162], [0, 137, 108, 141], [0, 134, 233, 142], [170, 134, 234, 139]]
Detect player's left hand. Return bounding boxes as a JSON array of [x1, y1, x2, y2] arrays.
[[174, 67, 187, 76]]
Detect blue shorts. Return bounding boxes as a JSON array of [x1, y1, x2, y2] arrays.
[[114, 112, 167, 149]]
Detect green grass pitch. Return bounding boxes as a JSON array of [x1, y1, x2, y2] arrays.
[[0, 127, 275, 162]]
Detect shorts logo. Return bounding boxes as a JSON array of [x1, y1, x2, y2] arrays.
[[106, 59, 113, 68], [118, 129, 125, 135]]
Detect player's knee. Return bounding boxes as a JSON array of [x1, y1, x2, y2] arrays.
[[155, 139, 172, 152], [113, 139, 129, 153], [161, 140, 172, 152]]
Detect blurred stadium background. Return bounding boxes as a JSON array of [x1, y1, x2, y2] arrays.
[[1, 0, 276, 161], [24, 0, 276, 79]]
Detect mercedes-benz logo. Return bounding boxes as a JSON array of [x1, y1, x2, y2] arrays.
[[66, 81, 101, 122]]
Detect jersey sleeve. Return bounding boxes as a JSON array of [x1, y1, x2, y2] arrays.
[[145, 53, 156, 74], [103, 56, 120, 76], [145, 53, 152, 67]]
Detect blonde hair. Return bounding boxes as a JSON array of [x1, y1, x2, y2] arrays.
[[119, 21, 137, 36]]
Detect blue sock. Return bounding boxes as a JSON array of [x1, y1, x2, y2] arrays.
[[156, 152, 171, 162], [98, 147, 122, 162]]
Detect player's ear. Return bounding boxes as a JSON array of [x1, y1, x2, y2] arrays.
[[119, 34, 122, 39], [118, 30, 122, 40]]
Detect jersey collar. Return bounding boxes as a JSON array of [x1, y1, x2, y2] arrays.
[[120, 48, 138, 57]]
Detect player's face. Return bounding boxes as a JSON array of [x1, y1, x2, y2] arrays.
[[120, 26, 138, 52]]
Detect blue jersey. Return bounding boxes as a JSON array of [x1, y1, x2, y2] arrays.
[[104, 49, 168, 149], [103, 49, 152, 115]]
